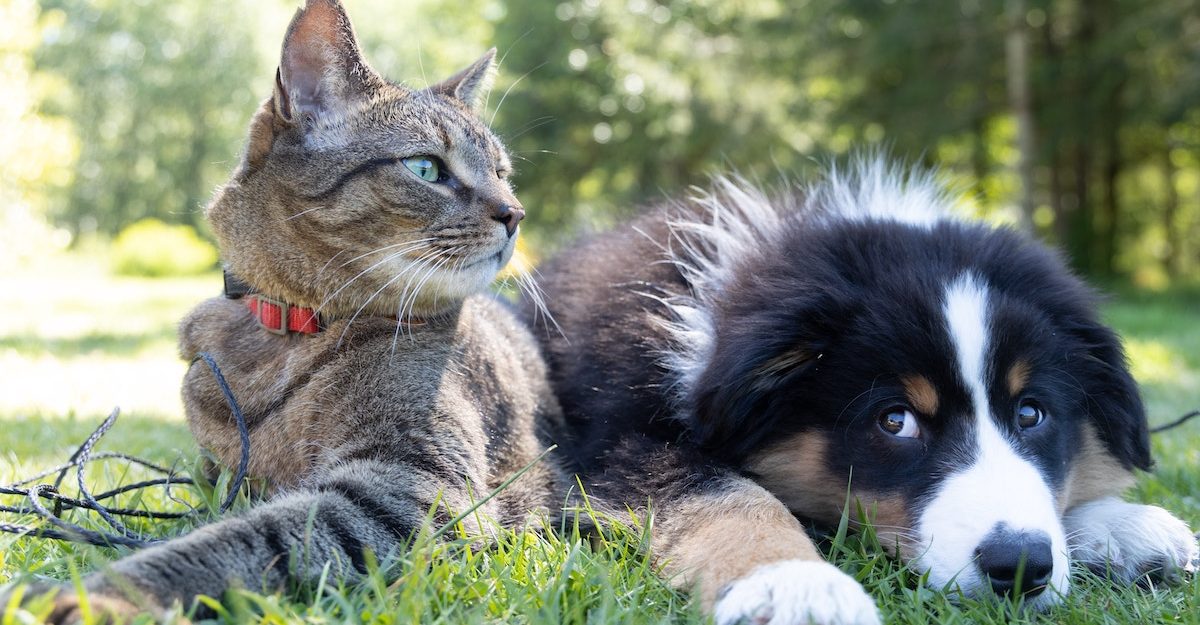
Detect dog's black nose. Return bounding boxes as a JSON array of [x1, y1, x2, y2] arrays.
[[975, 526, 1054, 597]]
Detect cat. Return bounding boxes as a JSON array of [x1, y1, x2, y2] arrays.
[[2, 0, 564, 621]]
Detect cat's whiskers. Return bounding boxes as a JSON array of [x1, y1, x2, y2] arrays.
[[388, 248, 456, 358], [514, 265, 562, 336], [315, 249, 350, 277], [397, 249, 459, 341], [337, 247, 448, 349], [284, 205, 328, 221], [488, 62, 547, 127], [421, 254, 460, 327], [509, 148, 558, 156], [505, 119, 557, 142], [336, 238, 436, 271], [482, 27, 532, 112], [316, 241, 433, 316], [397, 248, 452, 322], [416, 40, 429, 89]]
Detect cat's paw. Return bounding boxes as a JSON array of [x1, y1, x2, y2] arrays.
[[1064, 497, 1199, 583], [712, 560, 881, 625]]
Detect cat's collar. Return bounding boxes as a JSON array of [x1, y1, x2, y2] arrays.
[[223, 269, 321, 335], [223, 269, 423, 335]]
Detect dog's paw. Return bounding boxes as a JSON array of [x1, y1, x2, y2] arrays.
[[1, 583, 167, 625], [712, 560, 881, 625], [1064, 497, 1199, 583]]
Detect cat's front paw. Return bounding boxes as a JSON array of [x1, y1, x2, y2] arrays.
[[712, 560, 881, 625], [1064, 497, 1199, 583]]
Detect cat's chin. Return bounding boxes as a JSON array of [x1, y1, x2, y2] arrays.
[[378, 245, 512, 318]]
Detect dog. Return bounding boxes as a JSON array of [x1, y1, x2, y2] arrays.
[[529, 158, 1199, 624]]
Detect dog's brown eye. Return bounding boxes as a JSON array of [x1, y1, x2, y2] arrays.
[[1017, 401, 1045, 429], [879, 407, 920, 438]]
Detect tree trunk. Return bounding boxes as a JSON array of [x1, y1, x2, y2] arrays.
[[1161, 144, 1181, 278], [1096, 1, 1124, 278], [1040, 15, 1066, 246], [1066, 2, 1097, 275], [1006, 0, 1036, 233]]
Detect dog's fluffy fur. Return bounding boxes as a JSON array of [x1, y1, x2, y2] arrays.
[[530, 158, 1198, 623]]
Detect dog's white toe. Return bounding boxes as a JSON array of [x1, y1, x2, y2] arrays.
[[712, 560, 881, 625], [1064, 497, 1199, 582]]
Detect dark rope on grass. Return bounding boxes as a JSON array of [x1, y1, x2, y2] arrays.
[[0, 352, 250, 548], [8, 452, 177, 488], [73, 408, 138, 538], [193, 351, 251, 514], [21, 484, 155, 548], [1151, 409, 1200, 434]]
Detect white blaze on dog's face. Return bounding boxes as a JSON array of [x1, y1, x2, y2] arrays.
[[912, 275, 1069, 606]]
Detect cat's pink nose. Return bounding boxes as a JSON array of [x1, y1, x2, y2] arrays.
[[492, 204, 525, 238]]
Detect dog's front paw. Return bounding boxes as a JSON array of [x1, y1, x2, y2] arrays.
[[1, 583, 170, 625], [712, 560, 881, 625], [1064, 497, 1199, 583]]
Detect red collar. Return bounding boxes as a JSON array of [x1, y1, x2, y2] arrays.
[[246, 295, 321, 335], [225, 270, 322, 335], [224, 270, 423, 336]]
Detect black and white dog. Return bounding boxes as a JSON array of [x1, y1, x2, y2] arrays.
[[530, 159, 1198, 624]]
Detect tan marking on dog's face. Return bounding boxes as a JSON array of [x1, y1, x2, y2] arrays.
[[654, 482, 821, 609], [901, 374, 939, 416], [1007, 359, 1032, 397], [854, 494, 915, 558], [747, 433, 847, 524], [1060, 423, 1135, 512], [747, 433, 914, 548]]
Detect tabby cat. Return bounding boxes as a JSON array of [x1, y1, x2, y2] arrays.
[[3, 0, 563, 621]]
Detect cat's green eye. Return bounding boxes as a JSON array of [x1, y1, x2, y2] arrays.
[[402, 156, 443, 183]]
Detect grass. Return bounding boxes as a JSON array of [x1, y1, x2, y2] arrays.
[[1, 254, 1198, 624]]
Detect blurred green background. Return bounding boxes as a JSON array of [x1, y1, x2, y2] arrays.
[[3, 0, 1200, 283]]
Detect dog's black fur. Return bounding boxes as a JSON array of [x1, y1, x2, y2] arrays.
[[533, 193, 1149, 503], [522, 167, 1185, 621]]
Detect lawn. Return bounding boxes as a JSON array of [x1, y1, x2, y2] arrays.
[[1, 254, 1198, 624]]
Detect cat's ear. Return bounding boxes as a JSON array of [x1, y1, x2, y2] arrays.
[[274, 0, 378, 126], [430, 48, 497, 112]]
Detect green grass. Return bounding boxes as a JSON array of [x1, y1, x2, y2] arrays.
[[1, 254, 1198, 624]]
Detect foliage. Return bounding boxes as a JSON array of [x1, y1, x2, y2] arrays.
[[9, 0, 1200, 279], [32, 0, 266, 237], [110, 219, 218, 277], [0, 0, 75, 271]]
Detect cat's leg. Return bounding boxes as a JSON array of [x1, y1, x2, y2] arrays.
[[591, 443, 880, 625], [1, 459, 483, 624], [1063, 496, 1198, 583], [178, 298, 319, 487]]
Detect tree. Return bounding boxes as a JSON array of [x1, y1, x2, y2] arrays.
[[35, 0, 265, 237]]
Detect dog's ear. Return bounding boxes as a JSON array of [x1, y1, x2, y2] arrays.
[[688, 294, 839, 462], [1069, 319, 1152, 471]]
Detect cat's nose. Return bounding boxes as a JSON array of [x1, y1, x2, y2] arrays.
[[491, 204, 525, 238]]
